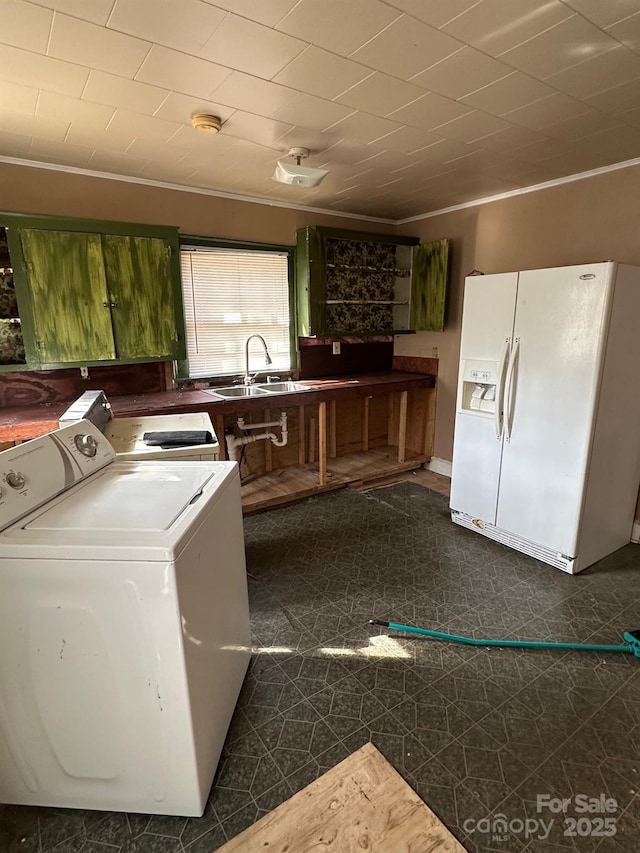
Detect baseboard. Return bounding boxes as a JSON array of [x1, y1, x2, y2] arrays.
[[632, 521, 640, 544], [428, 457, 452, 478]]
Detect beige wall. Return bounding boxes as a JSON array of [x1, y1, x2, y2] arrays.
[[396, 164, 640, 462], [0, 162, 391, 245]]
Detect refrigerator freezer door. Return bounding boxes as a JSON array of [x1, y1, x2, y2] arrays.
[[496, 263, 613, 555], [450, 272, 518, 522]]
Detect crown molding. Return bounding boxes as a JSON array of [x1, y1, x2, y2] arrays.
[[0, 156, 397, 225]]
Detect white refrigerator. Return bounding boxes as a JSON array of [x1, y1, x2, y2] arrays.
[[450, 262, 640, 574]]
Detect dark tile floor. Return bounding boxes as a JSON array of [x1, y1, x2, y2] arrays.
[[2, 483, 640, 853]]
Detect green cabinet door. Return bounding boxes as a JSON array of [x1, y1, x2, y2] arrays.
[[296, 226, 326, 337], [20, 229, 115, 363], [409, 239, 450, 332], [102, 235, 176, 358]]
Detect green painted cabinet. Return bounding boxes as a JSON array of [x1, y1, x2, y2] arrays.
[[296, 226, 449, 336], [11, 219, 185, 369]]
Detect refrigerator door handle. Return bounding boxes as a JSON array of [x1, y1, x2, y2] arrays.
[[495, 338, 510, 440], [504, 337, 520, 442]]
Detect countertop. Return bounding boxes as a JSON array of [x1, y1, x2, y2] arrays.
[[0, 371, 436, 443]]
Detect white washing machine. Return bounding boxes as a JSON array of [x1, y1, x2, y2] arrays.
[[0, 420, 250, 817], [59, 390, 220, 461]]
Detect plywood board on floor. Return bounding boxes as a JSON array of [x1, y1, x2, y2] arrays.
[[216, 742, 467, 853], [354, 466, 451, 497]]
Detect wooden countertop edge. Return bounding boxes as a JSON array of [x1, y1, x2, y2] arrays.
[[0, 372, 436, 442]]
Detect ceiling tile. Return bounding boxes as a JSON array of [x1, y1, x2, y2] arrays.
[[212, 71, 298, 117], [376, 126, 443, 154], [576, 124, 640, 159], [388, 92, 472, 132], [563, 0, 640, 28], [89, 149, 150, 175], [0, 129, 33, 158], [153, 92, 235, 125], [0, 0, 53, 53], [410, 47, 513, 100], [323, 111, 401, 145], [472, 124, 547, 152], [335, 72, 424, 117], [29, 0, 115, 25], [461, 72, 556, 115], [275, 0, 400, 56], [139, 161, 199, 183], [617, 105, 640, 129], [508, 135, 577, 163], [135, 45, 231, 99], [545, 45, 640, 99], [607, 13, 640, 56], [0, 81, 39, 116], [317, 138, 377, 165], [273, 93, 354, 132], [587, 78, 640, 113], [499, 16, 620, 78], [106, 109, 183, 144], [200, 0, 300, 27], [37, 90, 115, 128], [542, 110, 624, 140], [48, 14, 151, 78], [406, 137, 474, 166], [278, 126, 340, 156], [161, 127, 240, 159], [0, 44, 90, 97], [222, 111, 292, 147], [65, 122, 136, 153], [351, 15, 463, 80], [30, 137, 94, 167], [442, 0, 573, 56], [382, 0, 483, 29], [199, 13, 305, 79], [504, 92, 592, 131], [273, 47, 371, 100], [82, 71, 169, 116], [4, 112, 71, 143], [436, 110, 509, 143], [107, 0, 226, 54]]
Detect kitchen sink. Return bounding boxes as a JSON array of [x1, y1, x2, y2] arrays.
[[205, 381, 312, 400], [254, 381, 311, 394], [205, 385, 271, 399]]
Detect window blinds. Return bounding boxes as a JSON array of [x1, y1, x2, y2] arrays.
[[180, 246, 291, 379]]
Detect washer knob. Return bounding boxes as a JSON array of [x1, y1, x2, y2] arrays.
[[7, 471, 25, 489], [75, 433, 98, 457]]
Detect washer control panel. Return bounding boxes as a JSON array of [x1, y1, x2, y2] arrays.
[[0, 420, 116, 532]]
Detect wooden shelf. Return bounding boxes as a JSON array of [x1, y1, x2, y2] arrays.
[[325, 299, 409, 305], [326, 263, 410, 275]]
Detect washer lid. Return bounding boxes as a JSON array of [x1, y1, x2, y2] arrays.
[[0, 460, 238, 561]]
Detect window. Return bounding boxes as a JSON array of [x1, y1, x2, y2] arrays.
[[180, 243, 292, 379]]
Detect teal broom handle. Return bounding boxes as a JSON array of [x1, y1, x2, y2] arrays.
[[370, 620, 632, 655]]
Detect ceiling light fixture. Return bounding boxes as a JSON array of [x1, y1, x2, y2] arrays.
[[272, 147, 328, 188], [191, 114, 222, 134]]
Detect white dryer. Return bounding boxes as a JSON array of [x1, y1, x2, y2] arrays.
[[0, 421, 250, 817]]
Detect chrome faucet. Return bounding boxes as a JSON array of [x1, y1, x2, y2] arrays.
[[243, 334, 272, 385]]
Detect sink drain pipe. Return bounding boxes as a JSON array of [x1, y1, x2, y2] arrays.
[[225, 412, 288, 461]]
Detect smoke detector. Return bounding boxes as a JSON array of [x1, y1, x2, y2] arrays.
[[191, 114, 222, 134], [272, 147, 328, 188]]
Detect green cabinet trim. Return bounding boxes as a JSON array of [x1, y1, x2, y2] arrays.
[[0, 210, 186, 371], [410, 239, 450, 332]]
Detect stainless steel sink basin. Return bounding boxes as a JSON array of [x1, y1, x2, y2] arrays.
[[205, 385, 271, 399], [204, 381, 311, 400], [255, 381, 311, 394]]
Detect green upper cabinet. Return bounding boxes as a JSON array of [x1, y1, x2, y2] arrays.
[[102, 235, 176, 359], [295, 226, 448, 337], [3, 212, 186, 370], [21, 229, 116, 363]]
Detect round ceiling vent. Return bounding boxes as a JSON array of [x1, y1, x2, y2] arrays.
[[191, 114, 222, 134]]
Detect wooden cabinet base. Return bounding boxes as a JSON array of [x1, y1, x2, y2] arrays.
[[241, 446, 429, 513]]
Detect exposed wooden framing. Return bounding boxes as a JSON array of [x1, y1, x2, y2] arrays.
[[264, 408, 273, 473], [318, 401, 327, 486], [329, 399, 337, 459], [308, 417, 316, 464], [362, 396, 370, 451], [298, 404, 306, 464], [424, 386, 437, 457], [397, 390, 408, 463], [213, 415, 226, 460]]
